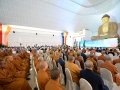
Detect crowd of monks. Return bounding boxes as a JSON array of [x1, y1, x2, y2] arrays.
[[0, 45, 120, 90], [31, 45, 120, 90], [0, 48, 32, 90]]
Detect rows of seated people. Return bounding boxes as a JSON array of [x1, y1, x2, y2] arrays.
[[0, 48, 32, 90], [31, 46, 120, 90]]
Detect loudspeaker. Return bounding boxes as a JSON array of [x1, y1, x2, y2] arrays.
[[53, 34, 54, 36], [36, 33, 37, 35], [13, 31, 15, 33]]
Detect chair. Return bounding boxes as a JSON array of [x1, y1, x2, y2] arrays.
[[53, 60, 57, 68], [100, 68, 120, 90], [35, 77, 40, 90], [115, 63, 120, 74], [75, 60, 81, 68], [58, 63, 65, 85], [65, 68, 79, 90], [79, 78, 92, 90], [48, 59, 53, 70], [97, 60, 104, 70], [113, 55, 119, 60], [109, 54, 113, 60], [64, 56, 67, 62]]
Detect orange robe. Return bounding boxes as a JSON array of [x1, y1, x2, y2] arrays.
[[100, 62, 120, 85], [98, 54, 105, 62], [50, 54, 54, 60], [12, 60, 27, 71], [6, 61, 27, 78], [37, 69, 50, 90], [45, 79, 64, 90], [65, 62, 81, 85], [75, 56, 84, 69], [53, 56, 59, 62], [113, 58, 120, 65], [0, 68, 31, 90], [87, 58, 100, 74]]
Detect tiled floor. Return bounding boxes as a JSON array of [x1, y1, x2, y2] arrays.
[[28, 60, 36, 90]]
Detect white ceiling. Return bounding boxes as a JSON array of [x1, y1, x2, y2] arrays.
[[0, 0, 120, 33]]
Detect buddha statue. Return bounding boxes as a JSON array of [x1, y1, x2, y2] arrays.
[[91, 14, 119, 40]]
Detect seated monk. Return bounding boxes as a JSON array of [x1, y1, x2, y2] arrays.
[[91, 14, 119, 40], [37, 61, 50, 90], [50, 51, 54, 60], [87, 54, 100, 74], [0, 60, 32, 90], [53, 54, 59, 63], [45, 68, 64, 90], [98, 51, 106, 62], [34, 53, 40, 66], [113, 56, 120, 65], [100, 55, 120, 86], [36, 56, 44, 72], [5, 56, 27, 79], [12, 55, 28, 72], [87, 51, 97, 61], [65, 56, 81, 85], [16, 54, 30, 73], [75, 53, 84, 69]]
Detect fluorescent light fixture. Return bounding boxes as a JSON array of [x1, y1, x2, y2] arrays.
[[9, 25, 64, 33]]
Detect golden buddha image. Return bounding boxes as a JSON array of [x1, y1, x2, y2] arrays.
[[91, 14, 119, 40]]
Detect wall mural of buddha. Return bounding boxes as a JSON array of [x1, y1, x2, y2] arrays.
[[91, 14, 119, 40]]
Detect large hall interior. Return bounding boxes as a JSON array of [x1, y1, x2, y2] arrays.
[[0, 0, 120, 90]]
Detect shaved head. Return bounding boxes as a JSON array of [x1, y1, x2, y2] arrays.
[[68, 56, 74, 61], [89, 54, 94, 58], [85, 60, 93, 69], [104, 55, 111, 61], [50, 68, 61, 80], [38, 56, 44, 62], [39, 61, 48, 69]]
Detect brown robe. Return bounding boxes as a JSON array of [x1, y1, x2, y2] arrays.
[[113, 58, 120, 65], [75, 56, 84, 69], [100, 62, 120, 86], [0, 68, 31, 90], [53, 56, 59, 62], [37, 69, 50, 90], [45, 79, 64, 90], [65, 62, 81, 85], [87, 58, 100, 74], [98, 54, 105, 62], [6, 60, 27, 78]]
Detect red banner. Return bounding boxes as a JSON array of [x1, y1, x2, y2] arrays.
[[0, 24, 2, 44]]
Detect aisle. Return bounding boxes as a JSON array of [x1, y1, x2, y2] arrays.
[[28, 57, 36, 90]]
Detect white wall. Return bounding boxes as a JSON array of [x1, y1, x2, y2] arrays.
[[8, 27, 62, 47], [84, 30, 92, 40], [66, 33, 74, 46]]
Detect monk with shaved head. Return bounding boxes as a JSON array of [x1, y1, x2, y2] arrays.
[[100, 55, 120, 86], [37, 61, 50, 90], [45, 68, 64, 90], [80, 60, 109, 90], [65, 56, 81, 85], [35, 56, 44, 72]]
